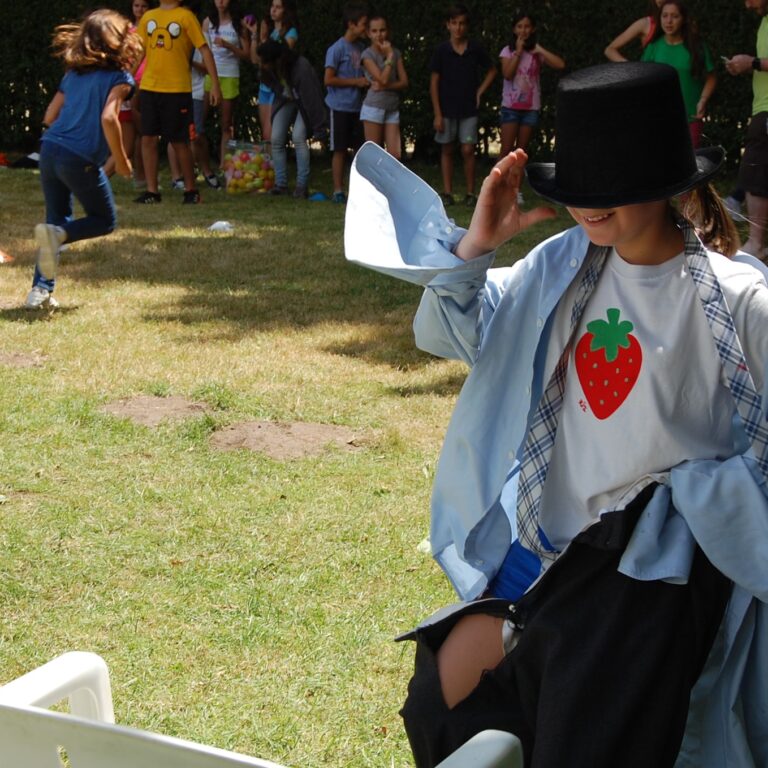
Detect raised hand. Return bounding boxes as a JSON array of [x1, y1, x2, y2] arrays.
[[455, 149, 556, 261]]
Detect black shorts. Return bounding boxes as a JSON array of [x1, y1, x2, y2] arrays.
[[329, 109, 363, 153], [139, 90, 196, 143], [738, 111, 768, 196], [398, 486, 732, 768]]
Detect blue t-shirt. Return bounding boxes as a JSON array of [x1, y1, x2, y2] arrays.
[[42, 68, 134, 166], [324, 36, 365, 113]]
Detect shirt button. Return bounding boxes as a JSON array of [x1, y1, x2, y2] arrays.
[[526, 386, 531, 395], [570, 258, 578, 268], [537, 317, 544, 328], [476, 559, 484, 566], [445, 225, 453, 234]]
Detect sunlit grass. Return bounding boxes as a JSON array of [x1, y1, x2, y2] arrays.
[[0, 156, 742, 765]]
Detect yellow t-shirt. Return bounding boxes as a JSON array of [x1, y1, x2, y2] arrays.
[[138, 7, 206, 93]]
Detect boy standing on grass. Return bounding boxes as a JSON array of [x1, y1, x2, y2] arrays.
[[430, 2, 496, 208], [324, 1, 369, 204], [135, 0, 221, 204]]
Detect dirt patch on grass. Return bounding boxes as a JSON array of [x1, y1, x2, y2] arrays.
[[102, 395, 208, 427], [0, 351, 47, 368], [210, 420, 361, 460]]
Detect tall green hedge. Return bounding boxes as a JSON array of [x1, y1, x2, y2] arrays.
[[0, 0, 760, 169]]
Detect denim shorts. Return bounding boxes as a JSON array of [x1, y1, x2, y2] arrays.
[[360, 104, 400, 125], [500, 107, 539, 127]]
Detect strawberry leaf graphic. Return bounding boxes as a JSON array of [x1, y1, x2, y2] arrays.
[[585, 308, 634, 363]]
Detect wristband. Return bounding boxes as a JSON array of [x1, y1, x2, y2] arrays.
[[384, 59, 394, 66], [753, 57, 762, 71]]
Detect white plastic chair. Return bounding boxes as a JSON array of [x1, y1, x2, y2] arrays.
[[0, 652, 523, 767]]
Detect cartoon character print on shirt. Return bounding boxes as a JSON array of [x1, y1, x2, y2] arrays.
[[146, 19, 182, 50], [574, 308, 642, 419], [508, 54, 540, 108]]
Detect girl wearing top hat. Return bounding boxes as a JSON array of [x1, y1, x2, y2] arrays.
[[345, 61, 768, 767]]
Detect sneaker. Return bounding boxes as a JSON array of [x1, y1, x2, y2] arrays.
[[269, 185, 289, 196], [172, 177, 185, 190], [464, 193, 478, 208], [331, 191, 347, 204], [517, 191, 525, 205], [440, 192, 455, 207], [723, 195, 746, 222], [292, 185, 308, 199], [25, 285, 59, 310], [34, 223, 66, 281], [204, 174, 221, 189], [182, 189, 201, 204], [134, 191, 161, 204]]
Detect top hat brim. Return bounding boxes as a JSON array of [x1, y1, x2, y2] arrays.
[[525, 145, 725, 208]]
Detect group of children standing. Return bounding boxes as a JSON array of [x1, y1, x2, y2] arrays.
[[25, 0, 721, 309]]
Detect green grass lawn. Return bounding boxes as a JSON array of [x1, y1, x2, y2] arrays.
[[0, 153, 568, 767], [0, 152, 745, 766]]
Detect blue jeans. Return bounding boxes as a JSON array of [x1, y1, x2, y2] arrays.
[[34, 140, 117, 292], [270, 102, 309, 188]]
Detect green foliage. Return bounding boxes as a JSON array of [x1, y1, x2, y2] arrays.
[[0, 0, 761, 165]]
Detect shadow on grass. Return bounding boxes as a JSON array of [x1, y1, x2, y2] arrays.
[[58, 200, 440, 367], [387, 371, 467, 397], [0, 305, 79, 323], [3, 170, 565, 369]]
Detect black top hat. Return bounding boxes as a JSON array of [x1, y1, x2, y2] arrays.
[[525, 62, 724, 208]]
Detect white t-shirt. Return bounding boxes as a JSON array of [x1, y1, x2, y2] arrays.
[[206, 19, 241, 78], [536, 248, 768, 550]]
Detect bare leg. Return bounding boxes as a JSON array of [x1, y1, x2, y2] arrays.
[[219, 98, 235, 168], [461, 141, 476, 195], [742, 192, 768, 257], [441, 142, 455, 195], [332, 149, 347, 193], [384, 122, 402, 160], [500, 122, 519, 158], [437, 613, 506, 709], [363, 120, 385, 148], [516, 124, 535, 153], [142, 135, 160, 193], [171, 141, 196, 191], [167, 142, 181, 183], [131, 102, 145, 184], [193, 133, 214, 178]]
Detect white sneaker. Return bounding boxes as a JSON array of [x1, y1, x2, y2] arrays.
[[723, 195, 746, 222], [34, 223, 66, 280], [25, 285, 59, 309]]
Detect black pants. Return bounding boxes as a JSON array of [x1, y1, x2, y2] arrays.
[[399, 487, 731, 768]]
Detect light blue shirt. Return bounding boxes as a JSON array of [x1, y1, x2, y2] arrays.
[[324, 36, 365, 113], [345, 141, 768, 768]]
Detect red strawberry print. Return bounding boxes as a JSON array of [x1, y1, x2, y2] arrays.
[[574, 308, 642, 420]]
